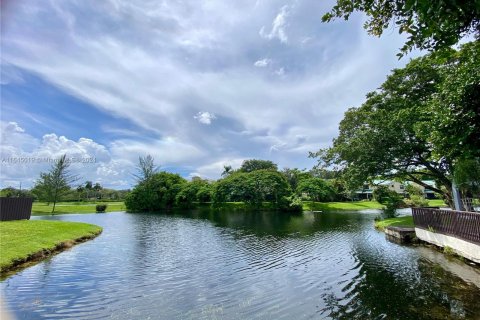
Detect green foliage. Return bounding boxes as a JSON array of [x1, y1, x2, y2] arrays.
[[0, 187, 34, 198], [405, 184, 423, 197], [95, 204, 107, 212], [239, 159, 278, 172], [296, 177, 336, 202], [373, 186, 403, 218], [443, 246, 455, 256], [282, 194, 304, 212], [404, 184, 429, 207], [32, 154, 78, 213], [453, 158, 480, 197], [175, 178, 212, 208], [213, 170, 293, 210], [196, 184, 213, 203], [404, 195, 429, 208], [416, 42, 480, 162], [312, 42, 480, 209], [125, 172, 186, 212], [323, 0, 480, 57], [281, 168, 311, 191]]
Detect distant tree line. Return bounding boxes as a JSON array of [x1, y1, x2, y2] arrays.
[[124, 157, 347, 213]]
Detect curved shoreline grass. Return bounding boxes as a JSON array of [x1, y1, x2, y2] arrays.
[[374, 216, 414, 231], [0, 220, 102, 276]]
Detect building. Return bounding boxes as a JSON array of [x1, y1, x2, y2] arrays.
[[356, 180, 437, 200]]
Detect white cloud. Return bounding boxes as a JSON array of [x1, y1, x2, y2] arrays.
[[254, 58, 272, 67], [194, 111, 216, 125], [259, 5, 290, 43], [190, 158, 245, 179], [274, 67, 285, 76], [0, 121, 129, 188], [1, 0, 418, 185]]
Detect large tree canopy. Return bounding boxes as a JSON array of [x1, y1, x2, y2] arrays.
[[311, 41, 480, 207], [239, 159, 278, 172], [323, 0, 480, 56], [125, 172, 186, 212]]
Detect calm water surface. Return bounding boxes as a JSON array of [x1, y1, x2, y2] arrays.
[[2, 211, 480, 319]]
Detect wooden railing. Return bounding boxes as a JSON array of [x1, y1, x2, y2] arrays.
[[0, 197, 33, 221], [412, 207, 480, 245]]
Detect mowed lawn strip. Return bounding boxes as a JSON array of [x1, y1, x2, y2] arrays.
[[303, 201, 385, 211], [304, 199, 447, 212], [374, 216, 415, 231], [0, 220, 102, 272], [32, 202, 126, 215]]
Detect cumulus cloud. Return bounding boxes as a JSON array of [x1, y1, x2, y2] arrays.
[[259, 5, 290, 43], [0, 121, 129, 188], [189, 158, 245, 179], [194, 111, 216, 125], [254, 58, 272, 67]]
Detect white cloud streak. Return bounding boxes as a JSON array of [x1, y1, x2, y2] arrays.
[[0, 0, 417, 185]]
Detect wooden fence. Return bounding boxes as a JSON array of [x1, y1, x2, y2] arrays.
[[412, 207, 480, 245], [0, 197, 33, 221]]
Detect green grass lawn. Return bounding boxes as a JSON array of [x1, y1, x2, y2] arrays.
[[303, 201, 385, 211], [32, 201, 126, 215], [426, 199, 448, 207], [303, 199, 447, 212], [0, 220, 102, 272], [374, 216, 415, 231]]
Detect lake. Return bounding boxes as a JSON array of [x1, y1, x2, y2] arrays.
[[2, 210, 480, 319]]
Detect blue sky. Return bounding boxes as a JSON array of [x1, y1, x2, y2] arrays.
[[1, 0, 417, 189]]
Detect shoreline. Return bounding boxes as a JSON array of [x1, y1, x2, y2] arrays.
[[0, 221, 102, 278]]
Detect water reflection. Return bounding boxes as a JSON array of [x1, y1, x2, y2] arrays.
[[1, 211, 479, 319]]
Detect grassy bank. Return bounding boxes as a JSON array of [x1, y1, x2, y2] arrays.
[[0, 220, 102, 274], [374, 216, 414, 231], [426, 199, 448, 207], [32, 201, 126, 215], [303, 201, 385, 211], [303, 199, 447, 212]]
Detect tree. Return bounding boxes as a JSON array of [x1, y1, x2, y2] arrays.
[[125, 171, 186, 212], [239, 159, 278, 172], [33, 154, 77, 214], [134, 155, 158, 182], [221, 165, 233, 177], [454, 158, 480, 198], [323, 0, 480, 57], [93, 182, 102, 199], [373, 186, 404, 218], [281, 168, 311, 191], [76, 185, 85, 202], [404, 184, 429, 208], [311, 42, 480, 208], [416, 41, 480, 161], [175, 177, 211, 208], [296, 178, 336, 202], [213, 170, 293, 209], [84, 181, 93, 200]]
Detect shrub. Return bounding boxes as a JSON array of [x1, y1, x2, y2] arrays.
[[404, 195, 429, 207], [96, 204, 107, 213], [373, 186, 404, 218], [125, 172, 186, 212]]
